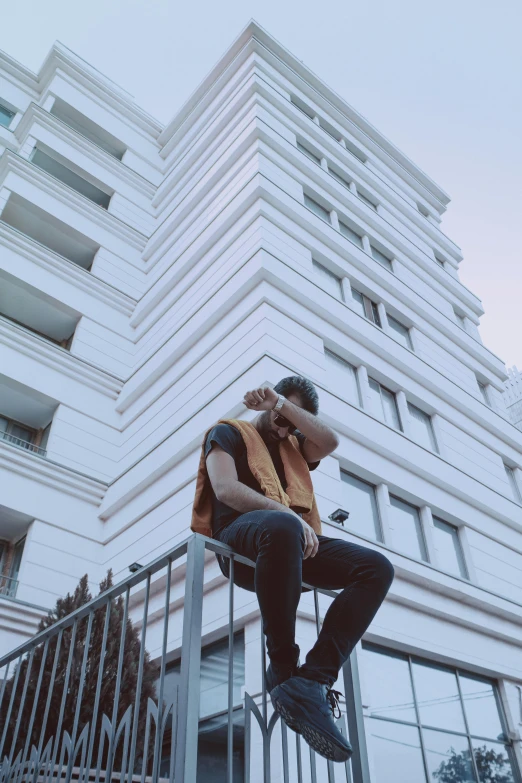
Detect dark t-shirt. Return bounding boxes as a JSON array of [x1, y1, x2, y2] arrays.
[[205, 423, 320, 536]]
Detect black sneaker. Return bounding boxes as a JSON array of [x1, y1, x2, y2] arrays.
[[271, 676, 352, 763], [265, 660, 300, 693]]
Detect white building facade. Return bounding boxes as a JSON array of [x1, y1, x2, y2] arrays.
[[504, 367, 522, 432], [0, 21, 521, 782]]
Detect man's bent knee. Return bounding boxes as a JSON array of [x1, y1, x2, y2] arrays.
[[372, 551, 395, 588], [259, 510, 304, 546]]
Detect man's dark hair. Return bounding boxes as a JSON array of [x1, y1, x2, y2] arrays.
[[274, 376, 319, 415]]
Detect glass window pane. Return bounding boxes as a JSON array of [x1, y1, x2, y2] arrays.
[[297, 141, 321, 165], [389, 497, 428, 561], [9, 537, 25, 582], [329, 167, 351, 189], [423, 729, 475, 783], [504, 465, 522, 503], [352, 288, 367, 317], [408, 403, 438, 451], [0, 103, 15, 128], [362, 647, 417, 722], [9, 423, 34, 443], [412, 661, 466, 732], [200, 634, 245, 719], [368, 378, 384, 419], [388, 315, 412, 349], [325, 350, 360, 405], [371, 301, 382, 327], [382, 387, 401, 430], [339, 220, 364, 247], [31, 149, 111, 208], [341, 472, 381, 540], [432, 519, 468, 578], [459, 676, 504, 740], [371, 245, 393, 270], [366, 718, 426, 783], [358, 191, 378, 210], [470, 739, 516, 783], [304, 194, 331, 222], [312, 260, 342, 297], [0, 416, 8, 433]]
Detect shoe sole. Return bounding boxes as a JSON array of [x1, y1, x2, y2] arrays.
[[271, 690, 352, 763]]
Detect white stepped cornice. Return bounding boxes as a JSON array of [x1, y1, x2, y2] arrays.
[[14, 104, 157, 198], [0, 439, 107, 504], [0, 222, 136, 316], [159, 22, 450, 207], [0, 316, 124, 397], [38, 42, 163, 139], [0, 49, 39, 94], [0, 150, 148, 250]]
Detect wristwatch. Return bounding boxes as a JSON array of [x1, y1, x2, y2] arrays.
[[272, 394, 285, 412]]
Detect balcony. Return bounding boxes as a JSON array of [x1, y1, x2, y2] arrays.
[[0, 269, 80, 350], [1, 193, 100, 270], [0, 375, 57, 458], [30, 146, 113, 209], [0, 534, 363, 783], [0, 504, 31, 601], [50, 98, 127, 161]]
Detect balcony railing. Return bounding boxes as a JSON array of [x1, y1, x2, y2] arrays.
[[0, 534, 370, 783], [0, 574, 18, 599], [0, 431, 47, 457]]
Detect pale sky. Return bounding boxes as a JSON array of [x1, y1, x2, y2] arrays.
[[2, 0, 521, 369]]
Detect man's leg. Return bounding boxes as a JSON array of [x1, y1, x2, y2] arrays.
[[216, 509, 305, 667], [299, 536, 394, 685]]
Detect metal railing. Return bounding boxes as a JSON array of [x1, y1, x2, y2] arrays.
[[0, 575, 18, 599], [0, 533, 370, 783], [0, 431, 47, 457]]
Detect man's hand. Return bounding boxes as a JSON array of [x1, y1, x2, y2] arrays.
[[292, 513, 319, 559], [243, 386, 279, 412]]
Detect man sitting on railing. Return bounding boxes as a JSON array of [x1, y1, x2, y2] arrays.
[[191, 375, 394, 764]]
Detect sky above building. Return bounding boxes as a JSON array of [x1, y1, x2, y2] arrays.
[[2, 0, 521, 367]]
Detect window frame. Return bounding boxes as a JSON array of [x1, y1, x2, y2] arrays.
[[431, 517, 469, 579], [407, 402, 438, 453], [340, 470, 383, 541], [370, 244, 394, 271], [324, 350, 362, 406], [504, 463, 522, 503], [312, 259, 343, 298], [0, 102, 15, 129], [388, 495, 428, 561], [339, 218, 364, 248], [296, 140, 322, 165], [368, 378, 402, 430], [303, 193, 331, 223], [387, 314, 413, 350]]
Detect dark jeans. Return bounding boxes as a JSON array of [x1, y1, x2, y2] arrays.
[[214, 510, 394, 686]]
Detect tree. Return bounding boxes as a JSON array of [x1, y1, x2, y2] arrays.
[[0, 571, 159, 775], [433, 743, 514, 783]]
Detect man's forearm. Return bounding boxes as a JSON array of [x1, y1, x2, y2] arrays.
[[219, 480, 297, 517]]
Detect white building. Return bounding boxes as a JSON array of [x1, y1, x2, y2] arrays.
[[504, 367, 522, 431], [0, 21, 521, 782]]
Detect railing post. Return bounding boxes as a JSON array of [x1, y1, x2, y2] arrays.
[[174, 534, 206, 783], [342, 646, 371, 783]]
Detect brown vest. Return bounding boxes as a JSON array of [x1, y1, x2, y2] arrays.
[[190, 419, 322, 538]]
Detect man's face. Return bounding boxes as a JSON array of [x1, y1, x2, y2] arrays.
[[259, 393, 303, 444]]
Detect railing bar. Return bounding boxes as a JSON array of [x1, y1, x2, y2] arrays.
[[0, 660, 10, 720], [20, 639, 49, 779], [105, 586, 130, 782], [261, 628, 267, 727], [313, 589, 322, 636], [281, 721, 290, 783], [84, 602, 111, 783], [8, 647, 35, 768], [151, 559, 172, 783], [227, 556, 235, 783], [0, 655, 22, 759], [36, 630, 63, 769], [309, 746, 317, 783], [65, 611, 95, 783], [49, 619, 78, 783], [126, 573, 151, 783], [296, 732, 303, 783]]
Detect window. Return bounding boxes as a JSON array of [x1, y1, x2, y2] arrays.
[[160, 634, 245, 779], [318, 117, 342, 142], [370, 244, 393, 271], [434, 253, 445, 268], [432, 518, 468, 578], [361, 645, 517, 783], [417, 202, 430, 218], [368, 379, 401, 429], [341, 472, 382, 540], [290, 95, 316, 119], [296, 140, 321, 165], [0, 102, 15, 128], [407, 403, 438, 452], [453, 308, 467, 329], [50, 98, 127, 160], [325, 350, 361, 405], [329, 166, 351, 189], [357, 189, 378, 210], [304, 194, 331, 223], [504, 464, 522, 503], [477, 380, 491, 406], [352, 289, 381, 327], [387, 315, 412, 349], [339, 219, 364, 248], [8, 537, 25, 585], [31, 148, 112, 209], [312, 260, 343, 298], [388, 496, 427, 560], [0, 415, 37, 450]]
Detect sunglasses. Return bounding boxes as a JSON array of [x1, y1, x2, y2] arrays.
[[273, 414, 297, 434]]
